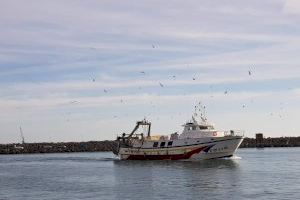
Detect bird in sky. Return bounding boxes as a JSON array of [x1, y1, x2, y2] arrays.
[[224, 90, 228, 94], [140, 71, 145, 74], [104, 89, 108, 93], [248, 70, 252, 76], [159, 82, 164, 87]]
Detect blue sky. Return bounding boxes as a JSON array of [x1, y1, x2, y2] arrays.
[[1, 0, 300, 143]]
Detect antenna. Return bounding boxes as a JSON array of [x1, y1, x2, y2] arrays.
[[19, 126, 25, 144], [195, 101, 207, 121], [203, 105, 206, 120]]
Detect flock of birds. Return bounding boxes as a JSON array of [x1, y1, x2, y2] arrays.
[[97, 69, 253, 98], [96, 69, 253, 94], [66, 68, 255, 121], [64, 53, 286, 123]]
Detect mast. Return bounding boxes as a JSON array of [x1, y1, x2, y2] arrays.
[[19, 126, 25, 144]]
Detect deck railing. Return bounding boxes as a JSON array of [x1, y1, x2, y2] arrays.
[[224, 130, 244, 137]]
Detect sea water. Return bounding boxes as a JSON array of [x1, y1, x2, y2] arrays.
[[0, 148, 299, 200]]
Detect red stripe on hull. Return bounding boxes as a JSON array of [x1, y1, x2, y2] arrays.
[[126, 146, 206, 160]]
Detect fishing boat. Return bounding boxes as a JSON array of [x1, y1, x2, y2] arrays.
[[113, 105, 244, 160]]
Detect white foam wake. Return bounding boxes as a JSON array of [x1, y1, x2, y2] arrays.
[[222, 155, 242, 160]]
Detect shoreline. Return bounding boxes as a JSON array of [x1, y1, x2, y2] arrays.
[[0, 137, 299, 155]]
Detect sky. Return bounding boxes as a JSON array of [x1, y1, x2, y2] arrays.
[[1, 0, 300, 143]]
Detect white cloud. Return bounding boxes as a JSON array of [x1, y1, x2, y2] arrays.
[[283, 0, 300, 14], [1, 88, 299, 112]]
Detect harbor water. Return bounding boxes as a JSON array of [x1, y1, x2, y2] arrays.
[[0, 148, 299, 200]]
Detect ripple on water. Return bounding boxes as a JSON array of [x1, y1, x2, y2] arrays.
[[0, 149, 299, 200]]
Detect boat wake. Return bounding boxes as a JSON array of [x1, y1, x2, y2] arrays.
[[222, 155, 242, 160]]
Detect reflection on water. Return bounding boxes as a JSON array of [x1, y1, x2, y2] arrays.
[[113, 157, 239, 169], [113, 158, 240, 200]]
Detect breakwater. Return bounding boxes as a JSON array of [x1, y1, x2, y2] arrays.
[[0, 137, 299, 154], [240, 137, 300, 148], [0, 141, 116, 154]]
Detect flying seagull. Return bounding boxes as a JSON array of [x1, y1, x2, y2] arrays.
[[159, 82, 164, 87]]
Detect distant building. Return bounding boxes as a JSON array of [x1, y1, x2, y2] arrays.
[[255, 133, 264, 148]]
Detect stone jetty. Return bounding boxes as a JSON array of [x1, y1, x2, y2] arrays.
[[239, 136, 300, 148], [0, 140, 117, 154]]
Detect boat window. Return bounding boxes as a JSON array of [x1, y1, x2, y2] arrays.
[[160, 142, 166, 147], [153, 142, 158, 147], [192, 126, 196, 130], [167, 141, 173, 146]]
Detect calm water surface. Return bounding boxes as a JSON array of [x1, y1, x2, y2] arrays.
[[0, 148, 299, 200]]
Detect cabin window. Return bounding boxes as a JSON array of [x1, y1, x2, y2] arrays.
[[160, 142, 166, 147], [153, 142, 158, 147], [192, 126, 196, 130], [167, 141, 173, 146]]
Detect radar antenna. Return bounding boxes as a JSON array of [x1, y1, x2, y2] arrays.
[[194, 101, 207, 121]]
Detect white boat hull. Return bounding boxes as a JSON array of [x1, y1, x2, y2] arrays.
[[117, 136, 243, 160]]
